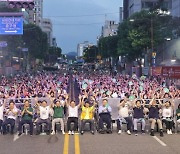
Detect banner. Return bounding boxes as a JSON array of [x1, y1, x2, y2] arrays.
[[162, 66, 180, 78]]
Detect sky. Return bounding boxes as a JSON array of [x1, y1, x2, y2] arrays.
[[43, 0, 123, 54]]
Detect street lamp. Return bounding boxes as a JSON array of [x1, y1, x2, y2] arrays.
[[171, 59, 176, 62]]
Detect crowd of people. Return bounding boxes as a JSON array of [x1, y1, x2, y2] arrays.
[[75, 72, 180, 136], [0, 70, 179, 137]]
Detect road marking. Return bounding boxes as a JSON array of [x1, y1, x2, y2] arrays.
[[13, 133, 24, 142], [153, 136, 167, 147], [75, 134, 80, 154], [63, 134, 69, 154]]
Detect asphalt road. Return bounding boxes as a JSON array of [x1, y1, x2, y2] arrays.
[[0, 132, 179, 154]]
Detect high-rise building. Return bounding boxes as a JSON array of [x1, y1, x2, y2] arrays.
[[123, 0, 177, 19], [41, 18, 53, 46], [119, 7, 123, 23], [29, 0, 43, 26], [28, 0, 54, 47], [52, 38, 57, 47], [101, 20, 119, 37], [172, 0, 180, 17], [77, 41, 94, 57]]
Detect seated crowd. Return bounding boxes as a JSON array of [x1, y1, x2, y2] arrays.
[[0, 93, 179, 137], [0, 72, 179, 136]]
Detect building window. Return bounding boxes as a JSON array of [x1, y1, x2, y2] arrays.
[[142, 2, 154, 9]]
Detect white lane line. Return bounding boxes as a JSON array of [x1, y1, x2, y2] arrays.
[[153, 136, 167, 147]]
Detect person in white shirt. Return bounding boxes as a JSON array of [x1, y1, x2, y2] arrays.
[[117, 99, 133, 135], [162, 101, 174, 135], [36, 100, 51, 135], [2, 100, 18, 135], [0, 100, 6, 132], [66, 100, 81, 135]]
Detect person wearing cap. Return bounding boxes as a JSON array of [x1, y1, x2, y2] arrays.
[[80, 95, 96, 135], [98, 99, 112, 134], [2, 100, 18, 135]]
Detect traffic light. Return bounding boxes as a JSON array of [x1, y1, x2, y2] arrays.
[[8, 1, 35, 10]]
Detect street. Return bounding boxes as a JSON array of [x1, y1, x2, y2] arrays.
[[0, 133, 179, 154]]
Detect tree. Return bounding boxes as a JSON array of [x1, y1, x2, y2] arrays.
[[117, 10, 176, 61], [83, 46, 98, 63], [98, 35, 118, 59], [47, 46, 62, 63], [22, 24, 48, 60]]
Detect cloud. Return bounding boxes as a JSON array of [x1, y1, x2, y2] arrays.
[[43, 0, 123, 53]]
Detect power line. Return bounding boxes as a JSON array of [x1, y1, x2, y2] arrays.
[[53, 22, 104, 26], [44, 12, 119, 18]]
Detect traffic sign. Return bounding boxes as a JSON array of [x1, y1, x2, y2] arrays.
[[22, 48, 28, 52], [0, 41, 7, 47], [0, 16, 23, 35], [152, 52, 156, 58]]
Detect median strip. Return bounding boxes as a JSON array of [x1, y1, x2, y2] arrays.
[[63, 134, 69, 154], [75, 134, 80, 154]]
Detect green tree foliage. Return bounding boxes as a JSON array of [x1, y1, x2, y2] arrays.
[[48, 46, 62, 57], [98, 35, 118, 58], [47, 46, 62, 63], [23, 24, 48, 60], [83, 45, 98, 63], [117, 10, 176, 61]]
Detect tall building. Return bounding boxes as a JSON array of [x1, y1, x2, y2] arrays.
[[29, 0, 43, 26], [41, 18, 53, 46], [77, 41, 94, 57], [28, 0, 54, 47], [52, 38, 57, 47], [119, 7, 123, 23], [172, 0, 180, 17], [123, 0, 175, 19], [101, 20, 119, 37]]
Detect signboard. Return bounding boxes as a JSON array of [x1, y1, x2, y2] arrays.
[[142, 67, 149, 76], [22, 48, 28, 52], [0, 41, 7, 47], [0, 16, 23, 35], [152, 66, 162, 76], [162, 66, 180, 78]]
